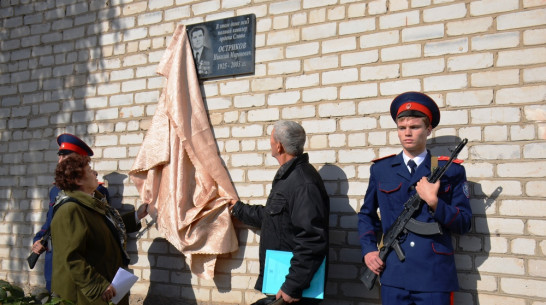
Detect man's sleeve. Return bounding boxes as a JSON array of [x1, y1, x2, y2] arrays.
[[33, 187, 58, 243], [432, 165, 472, 234], [97, 185, 110, 204], [33, 206, 52, 243], [231, 200, 264, 229], [358, 165, 382, 257], [122, 210, 142, 233], [281, 183, 328, 298]]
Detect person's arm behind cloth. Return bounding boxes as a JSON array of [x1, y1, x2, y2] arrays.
[[121, 203, 149, 233]]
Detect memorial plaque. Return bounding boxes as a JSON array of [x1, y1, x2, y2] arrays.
[[187, 14, 256, 80]]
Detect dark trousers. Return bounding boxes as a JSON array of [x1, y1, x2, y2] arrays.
[[380, 285, 454, 305]]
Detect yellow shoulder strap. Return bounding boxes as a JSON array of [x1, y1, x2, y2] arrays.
[[431, 156, 438, 173]]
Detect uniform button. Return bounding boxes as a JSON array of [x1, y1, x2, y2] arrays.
[[410, 241, 415, 247]]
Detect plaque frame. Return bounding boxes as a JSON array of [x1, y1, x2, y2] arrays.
[[187, 14, 256, 80]]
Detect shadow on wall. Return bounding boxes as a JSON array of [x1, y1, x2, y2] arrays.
[[141, 238, 196, 305], [102, 173, 196, 304], [461, 183, 500, 304], [429, 136, 499, 304], [6, 1, 125, 289], [318, 164, 356, 302], [426, 135, 463, 156], [104, 172, 128, 210], [103, 172, 196, 304]]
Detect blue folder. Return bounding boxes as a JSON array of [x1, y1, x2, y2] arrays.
[[262, 249, 326, 299]]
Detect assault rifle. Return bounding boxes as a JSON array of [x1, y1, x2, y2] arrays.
[[27, 229, 50, 269], [360, 138, 468, 290]]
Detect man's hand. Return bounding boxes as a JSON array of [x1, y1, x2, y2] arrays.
[[415, 177, 440, 211], [364, 251, 384, 275], [32, 240, 45, 254], [276, 289, 300, 303], [228, 199, 238, 216], [136, 203, 149, 220], [101, 284, 117, 302]]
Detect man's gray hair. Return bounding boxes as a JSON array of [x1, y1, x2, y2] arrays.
[[273, 120, 306, 156]]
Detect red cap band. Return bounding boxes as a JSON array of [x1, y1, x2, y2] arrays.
[[397, 102, 433, 123], [59, 142, 89, 156]]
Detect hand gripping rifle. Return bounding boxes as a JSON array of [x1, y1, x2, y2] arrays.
[[27, 229, 50, 269], [360, 138, 468, 290]]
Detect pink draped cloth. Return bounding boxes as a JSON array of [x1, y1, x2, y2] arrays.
[[129, 24, 239, 279]]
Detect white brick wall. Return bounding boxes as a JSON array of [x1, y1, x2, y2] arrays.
[[1, 0, 545, 304]]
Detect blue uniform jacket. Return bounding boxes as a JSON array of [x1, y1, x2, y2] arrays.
[[33, 184, 109, 291], [358, 151, 472, 292]]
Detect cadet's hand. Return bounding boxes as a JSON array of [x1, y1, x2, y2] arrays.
[[276, 289, 299, 303], [416, 177, 440, 211], [32, 240, 45, 254], [364, 251, 384, 275], [136, 203, 149, 220], [101, 284, 116, 302]]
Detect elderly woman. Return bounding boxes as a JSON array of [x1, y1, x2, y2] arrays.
[[50, 153, 147, 305]]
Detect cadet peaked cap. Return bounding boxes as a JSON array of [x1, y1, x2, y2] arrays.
[[390, 91, 440, 128], [57, 133, 94, 156]]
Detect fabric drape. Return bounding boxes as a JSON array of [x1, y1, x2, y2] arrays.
[[129, 24, 238, 279]]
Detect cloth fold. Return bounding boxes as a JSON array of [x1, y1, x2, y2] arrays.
[[129, 24, 239, 279]]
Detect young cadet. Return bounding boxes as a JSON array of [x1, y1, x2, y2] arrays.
[[358, 92, 472, 305], [31, 134, 109, 292]]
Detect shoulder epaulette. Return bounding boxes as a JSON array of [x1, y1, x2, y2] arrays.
[[438, 156, 464, 164], [372, 154, 396, 163]]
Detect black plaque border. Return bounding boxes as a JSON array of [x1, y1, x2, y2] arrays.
[[187, 14, 256, 80]]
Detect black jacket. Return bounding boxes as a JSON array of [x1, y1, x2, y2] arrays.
[[232, 153, 329, 298]]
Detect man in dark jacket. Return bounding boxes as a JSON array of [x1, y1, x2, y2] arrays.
[[231, 120, 329, 305]]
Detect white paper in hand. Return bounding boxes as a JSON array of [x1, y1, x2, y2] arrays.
[[110, 267, 139, 304]]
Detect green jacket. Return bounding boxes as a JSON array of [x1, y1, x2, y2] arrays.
[[51, 190, 140, 305]]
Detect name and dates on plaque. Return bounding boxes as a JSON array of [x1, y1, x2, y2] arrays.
[[187, 14, 256, 80]]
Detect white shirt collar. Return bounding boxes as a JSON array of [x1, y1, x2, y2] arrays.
[[194, 46, 204, 56], [403, 150, 428, 170]]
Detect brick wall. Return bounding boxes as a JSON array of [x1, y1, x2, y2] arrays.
[[1, 0, 545, 304]]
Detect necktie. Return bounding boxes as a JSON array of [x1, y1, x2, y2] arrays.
[[196, 51, 200, 62], [408, 159, 417, 176]]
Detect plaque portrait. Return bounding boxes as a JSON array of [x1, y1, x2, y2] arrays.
[[187, 14, 256, 80]]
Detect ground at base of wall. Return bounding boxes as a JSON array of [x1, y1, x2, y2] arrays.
[[131, 294, 238, 305]]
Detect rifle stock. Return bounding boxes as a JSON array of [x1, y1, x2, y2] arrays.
[[27, 252, 40, 269], [361, 246, 388, 290], [270, 298, 287, 305], [27, 230, 50, 269], [360, 138, 468, 290]]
